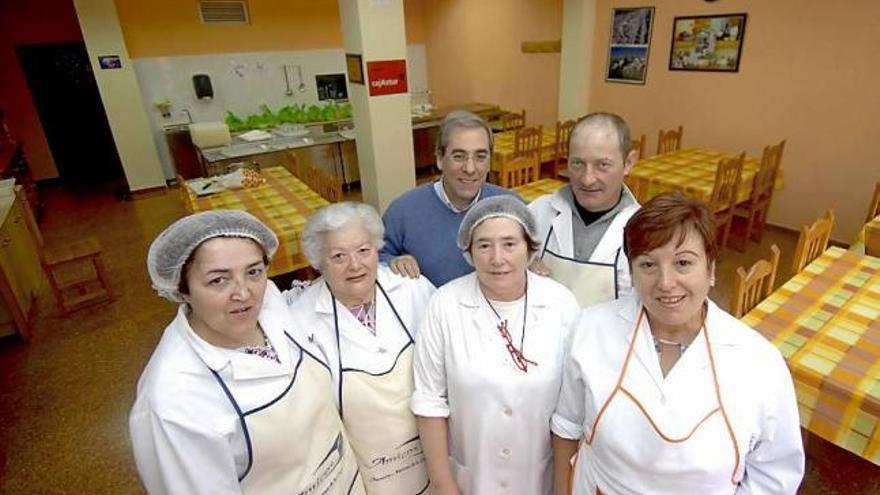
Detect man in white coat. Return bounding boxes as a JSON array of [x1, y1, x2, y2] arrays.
[[529, 112, 640, 307]]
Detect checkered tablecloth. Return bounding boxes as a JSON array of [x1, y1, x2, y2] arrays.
[[183, 167, 329, 276], [742, 247, 880, 464], [492, 128, 559, 173], [630, 148, 769, 204], [513, 178, 567, 203]]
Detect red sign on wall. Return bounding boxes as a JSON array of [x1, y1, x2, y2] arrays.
[[366, 59, 408, 96]]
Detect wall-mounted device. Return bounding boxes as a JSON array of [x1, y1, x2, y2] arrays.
[[316, 73, 348, 101], [192, 74, 214, 100]]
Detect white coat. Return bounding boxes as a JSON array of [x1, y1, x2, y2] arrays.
[[411, 271, 580, 495], [287, 264, 436, 394], [551, 296, 804, 494], [129, 282, 351, 495], [528, 188, 639, 300]]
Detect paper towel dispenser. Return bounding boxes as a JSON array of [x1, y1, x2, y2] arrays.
[[193, 74, 214, 100]]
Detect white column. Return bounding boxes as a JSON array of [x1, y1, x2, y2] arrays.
[[338, 0, 415, 212], [72, 0, 166, 192], [558, 0, 598, 120]]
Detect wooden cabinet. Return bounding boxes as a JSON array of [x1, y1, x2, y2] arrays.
[[164, 127, 203, 179], [0, 141, 41, 221], [0, 190, 43, 339]]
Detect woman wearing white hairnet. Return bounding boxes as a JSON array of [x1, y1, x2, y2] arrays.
[[411, 196, 580, 495], [130, 210, 364, 495], [288, 202, 435, 494]]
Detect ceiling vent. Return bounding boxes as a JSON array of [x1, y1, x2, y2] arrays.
[[199, 1, 249, 24]]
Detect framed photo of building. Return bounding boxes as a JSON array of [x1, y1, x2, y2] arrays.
[[669, 13, 747, 72], [605, 7, 655, 84]]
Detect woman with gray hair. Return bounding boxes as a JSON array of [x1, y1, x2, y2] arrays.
[[289, 201, 436, 494], [130, 210, 364, 494], [411, 196, 579, 495]]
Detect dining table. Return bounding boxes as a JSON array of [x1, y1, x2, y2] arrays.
[[627, 148, 779, 205], [180, 166, 329, 276], [741, 246, 880, 465], [512, 178, 567, 203]]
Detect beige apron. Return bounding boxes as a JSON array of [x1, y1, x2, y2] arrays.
[[211, 334, 365, 495], [570, 308, 741, 494], [332, 283, 429, 494], [540, 229, 620, 308]]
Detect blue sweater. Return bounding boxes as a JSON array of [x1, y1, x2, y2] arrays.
[[380, 182, 516, 286]]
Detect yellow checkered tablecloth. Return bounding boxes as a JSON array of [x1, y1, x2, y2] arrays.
[[183, 167, 329, 277], [630, 148, 767, 204], [742, 247, 880, 464], [492, 128, 559, 173], [513, 178, 567, 203]]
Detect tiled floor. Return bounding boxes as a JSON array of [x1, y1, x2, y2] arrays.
[[0, 183, 876, 493]]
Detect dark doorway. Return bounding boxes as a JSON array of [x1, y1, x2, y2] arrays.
[[16, 42, 127, 194]]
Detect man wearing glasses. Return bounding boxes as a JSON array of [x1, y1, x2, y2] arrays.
[[529, 112, 641, 307], [380, 110, 516, 286]]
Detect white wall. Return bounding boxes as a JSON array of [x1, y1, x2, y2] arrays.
[[133, 45, 429, 179]]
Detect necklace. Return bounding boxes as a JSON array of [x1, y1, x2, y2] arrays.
[[482, 280, 537, 373], [652, 336, 689, 355]]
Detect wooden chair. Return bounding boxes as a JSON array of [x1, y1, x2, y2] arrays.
[[16, 188, 112, 315], [552, 119, 576, 177], [729, 140, 785, 252], [514, 125, 543, 162], [500, 109, 526, 132], [623, 175, 651, 203], [731, 244, 781, 318], [500, 156, 540, 188], [709, 153, 744, 250], [630, 134, 646, 160], [792, 210, 835, 273], [656, 125, 683, 154], [866, 181, 880, 223]]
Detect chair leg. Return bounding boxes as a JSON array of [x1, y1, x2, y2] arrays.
[[45, 268, 68, 316], [752, 208, 768, 243], [92, 256, 112, 299]]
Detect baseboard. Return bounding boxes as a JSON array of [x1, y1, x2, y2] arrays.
[[130, 186, 168, 200]]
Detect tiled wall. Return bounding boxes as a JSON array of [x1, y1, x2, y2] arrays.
[[133, 45, 428, 179]]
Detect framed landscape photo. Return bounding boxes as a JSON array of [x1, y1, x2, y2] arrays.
[[669, 13, 747, 72], [605, 7, 655, 84]]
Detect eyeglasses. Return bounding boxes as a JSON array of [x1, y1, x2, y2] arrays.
[[496, 320, 537, 372], [326, 246, 376, 266], [447, 150, 490, 166]]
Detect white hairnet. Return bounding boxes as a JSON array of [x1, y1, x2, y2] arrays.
[[457, 195, 539, 266], [147, 210, 278, 302]]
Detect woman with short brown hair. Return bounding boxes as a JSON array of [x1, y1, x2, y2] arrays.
[[551, 192, 804, 494]]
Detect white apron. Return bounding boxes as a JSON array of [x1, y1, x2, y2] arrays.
[[210, 333, 365, 495], [572, 308, 741, 495], [332, 282, 430, 494], [540, 226, 620, 308]]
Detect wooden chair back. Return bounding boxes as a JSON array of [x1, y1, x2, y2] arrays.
[[552, 119, 576, 175], [623, 175, 651, 203], [656, 125, 683, 154], [500, 156, 540, 188], [867, 181, 880, 223], [792, 209, 835, 273], [501, 109, 526, 132], [710, 153, 745, 212], [751, 140, 785, 204], [711, 153, 744, 250], [731, 244, 781, 318], [630, 134, 646, 161], [514, 125, 543, 161]]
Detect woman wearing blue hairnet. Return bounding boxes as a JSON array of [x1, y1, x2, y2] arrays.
[[411, 196, 580, 495], [130, 210, 364, 495]]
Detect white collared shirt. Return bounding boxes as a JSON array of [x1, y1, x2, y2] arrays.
[[129, 282, 318, 495], [411, 271, 579, 495], [551, 296, 804, 494], [434, 179, 482, 213]]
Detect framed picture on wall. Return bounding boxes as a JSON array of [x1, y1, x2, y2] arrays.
[[346, 53, 364, 84], [605, 7, 655, 84], [669, 13, 747, 72]]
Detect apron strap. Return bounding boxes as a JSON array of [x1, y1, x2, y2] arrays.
[[209, 368, 254, 482]]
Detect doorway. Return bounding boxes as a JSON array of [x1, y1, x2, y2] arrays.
[[16, 42, 127, 195]]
